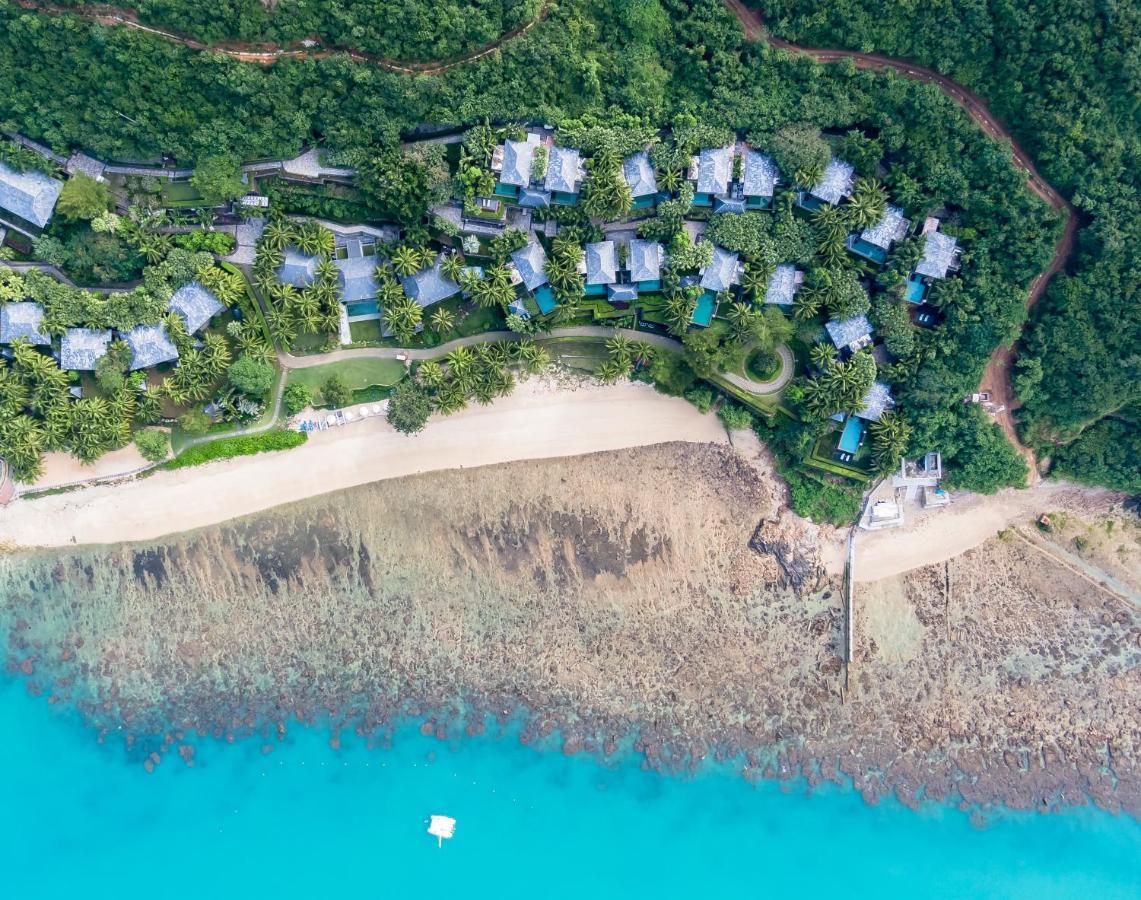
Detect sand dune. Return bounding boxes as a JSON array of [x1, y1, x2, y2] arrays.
[[0, 379, 728, 549]]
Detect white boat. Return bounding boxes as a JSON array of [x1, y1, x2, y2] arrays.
[[427, 815, 456, 847]]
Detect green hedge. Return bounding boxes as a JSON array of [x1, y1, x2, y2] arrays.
[[164, 429, 306, 470]]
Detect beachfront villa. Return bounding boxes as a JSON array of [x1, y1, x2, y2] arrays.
[[0, 160, 63, 234], [59, 327, 112, 371], [623, 151, 660, 209], [627, 238, 665, 292], [764, 264, 803, 306], [277, 248, 319, 288], [857, 380, 895, 421], [544, 146, 585, 205], [825, 314, 874, 353], [125, 323, 179, 370], [509, 241, 557, 314], [583, 240, 619, 297], [797, 158, 856, 210], [847, 205, 911, 264], [400, 256, 461, 307], [167, 281, 224, 334], [742, 148, 780, 209], [0, 301, 51, 346], [694, 246, 741, 325]]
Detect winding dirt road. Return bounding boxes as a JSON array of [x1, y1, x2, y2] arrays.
[[13, 0, 551, 75], [725, 0, 1076, 477]]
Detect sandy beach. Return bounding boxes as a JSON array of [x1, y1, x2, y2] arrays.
[[0, 378, 727, 548]]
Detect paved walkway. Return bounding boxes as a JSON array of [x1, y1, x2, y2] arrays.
[[720, 344, 794, 396]]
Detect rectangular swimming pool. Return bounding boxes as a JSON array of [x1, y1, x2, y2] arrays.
[[533, 285, 557, 315], [691, 292, 716, 327], [905, 277, 928, 303], [345, 300, 380, 318], [837, 417, 865, 455]]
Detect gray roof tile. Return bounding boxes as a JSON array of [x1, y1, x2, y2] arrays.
[[585, 240, 618, 285], [915, 230, 960, 279], [859, 205, 910, 250], [809, 159, 855, 205], [126, 323, 179, 370], [695, 147, 733, 196], [764, 264, 802, 305], [510, 242, 549, 291], [167, 281, 224, 334], [825, 314, 873, 349], [60, 327, 112, 370], [622, 151, 658, 198], [627, 239, 663, 283], [0, 301, 50, 345], [699, 246, 740, 293], [544, 146, 584, 195], [742, 150, 779, 198], [0, 161, 63, 228]]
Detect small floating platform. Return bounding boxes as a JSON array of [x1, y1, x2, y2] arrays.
[[428, 815, 456, 847]]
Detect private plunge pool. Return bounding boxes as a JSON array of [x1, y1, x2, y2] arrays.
[[692, 292, 717, 327], [345, 300, 381, 319]]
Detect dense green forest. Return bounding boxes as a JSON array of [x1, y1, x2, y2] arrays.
[[53, 0, 541, 61], [0, 0, 1065, 493], [756, 0, 1140, 490]]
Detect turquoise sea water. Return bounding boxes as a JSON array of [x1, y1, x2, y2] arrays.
[[1, 680, 1138, 899]]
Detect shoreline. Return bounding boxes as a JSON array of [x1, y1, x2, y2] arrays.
[[0, 378, 728, 549]]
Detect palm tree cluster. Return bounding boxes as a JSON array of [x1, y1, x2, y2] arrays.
[[458, 263, 517, 311], [869, 410, 913, 474], [800, 349, 878, 419], [581, 144, 634, 221], [544, 236, 585, 306], [416, 340, 549, 412], [596, 333, 656, 383], [161, 313, 233, 405], [253, 217, 343, 345]]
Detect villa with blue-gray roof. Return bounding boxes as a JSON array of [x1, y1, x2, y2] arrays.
[[742, 149, 779, 209], [167, 281, 224, 334], [0, 161, 63, 234], [583, 240, 618, 296], [825, 314, 873, 352], [544, 147, 585, 204], [60, 328, 112, 371], [690, 147, 734, 206], [623, 151, 659, 209], [125, 323, 179, 370], [401, 257, 461, 307], [0, 301, 51, 345], [627, 239, 664, 291], [491, 133, 540, 199], [764, 264, 803, 306], [847, 206, 911, 264], [797, 159, 856, 210], [277, 248, 319, 288]]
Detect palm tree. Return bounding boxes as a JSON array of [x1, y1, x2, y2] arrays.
[[657, 166, 682, 193], [631, 341, 655, 368], [605, 334, 634, 367], [809, 343, 836, 371], [0, 413, 46, 482], [441, 252, 465, 284], [517, 342, 549, 374], [663, 293, 696, 337], [445, 347, 474, 383], [202, 333, 232, 375], [383, 296, 422, 343], [316, 258, 339, 284], [391, 245, 421, 277], [740, 264, 772, 301], [869, 410, 912, 473], [846, 178, 888, 231], [262, 220, 293, 252], [596, 359, 627, 383], [429, 307, 456, 336]]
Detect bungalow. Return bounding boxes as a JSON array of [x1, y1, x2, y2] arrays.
[[400, 256, 461, 308], [59, 327, 112, 371], [699, 246, 742, 294], [627, 238, 664, 292], [825, 314, 873, 353], [509, 241, 558, 315], [0, 161, 63, 234], [583, 240, 618, 297], [742, 149, 780, 209], [623, 151, 659, 209], [491, 133, 540, 199], [167, 281, 224, 334], [856, 380, 895, 422], [125, 323, 179, 370], [847, 205, 910, 264], [797, 158, 855, 210], [764, 264, 803, 306], [915, 219, 961, 279], [544, 146, 585, 205], [277, 248, 319, 288], [334, 238, 380, 304], [690, 146, 734, 206], [0, 301, 50, 346]]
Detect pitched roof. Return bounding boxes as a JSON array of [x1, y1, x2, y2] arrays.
[[167, 281, 224, 334], [695, 146, 734, 196], [764, 264, 802, 305], [496, 134, 538, 187], [59, 327, 112, 370], [125, 323, 179, 370], [585, 240, 618, 285], [510, 241, 549, 291], [0, 301, 50, 345], [825, 314, 873, 349], [627, 239, 664, 283], [518, 188, 551, 208], [916, 230, 960, 279], [699, 246, 740, 293], [714, 196, 746, 214], [544, 146, 585, 195], [333, 239, 379, 303], [607, 284, 639, 302], [622, 151, 658, 198], [856, 381, 895, 422], [809, 159, 856, 205], [277, 248, 319, 287], [0, 161, 63, 228], [859, 205, 910, 250], [400, 257, 460, 307], [742, 150, 779, 198]]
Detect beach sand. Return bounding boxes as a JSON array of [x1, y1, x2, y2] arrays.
[[0, 378, 727, 548]]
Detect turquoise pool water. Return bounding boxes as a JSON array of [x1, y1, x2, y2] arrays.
[[837, 416, 865, 454], [692, 291, 716, 326], [1, 680, 1137, 898], [344, 300, 380, 317], [533, 284, 557, 315], [906, 276, 928, 302]]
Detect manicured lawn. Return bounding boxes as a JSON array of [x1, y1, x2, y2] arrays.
[[349, 319, 384, 343], [162, 181, 205, 206], [287, 358, 407, 395]]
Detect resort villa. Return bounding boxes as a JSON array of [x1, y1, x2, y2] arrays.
[[906, 217, 962, 302], [509, 241, 557, 314], [690, 146, 734, 207], [125, 323, 179, 370], [623, 151, 660, 209], [583, 240, 619, 297], [832, 381, 896, 463], [742, 148, 780, 209], [825, 314, 874, 353], [490, 133, 584, 207], [847, 205, 911, 264], [59, 328, 112, 371], [277, 248, 319, 288], [401, 256, 461, 308], [764, 264, 804, 306], [0, 160, 63, 235], [0, 301, 50, 346], [491, 133, 540, 201], [797, 158, 856, 210], [696, 246, 741, 325], [544, 146, 585, 205], [627, 239, 665, 293], [168, 281, 224, 334]]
